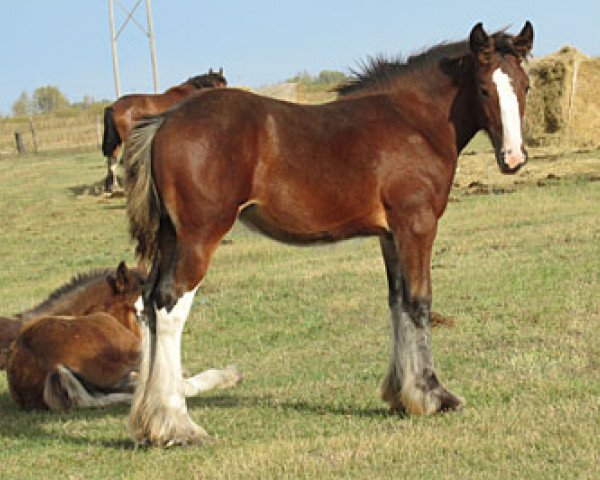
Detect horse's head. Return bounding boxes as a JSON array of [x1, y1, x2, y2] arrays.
[[469, 21, 533, 174], [188, 68, 228, 89], [208, 67, 228, 88], [106, 261, 146, 332]]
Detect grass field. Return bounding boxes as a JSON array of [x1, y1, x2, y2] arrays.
[[0, 148, 599, 479]]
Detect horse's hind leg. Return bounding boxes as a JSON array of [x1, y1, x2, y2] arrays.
[[105, 154, 120, 192], [44, 366, 133, 410], [380, 207, 463, 415], [129, 212, 235, 447]]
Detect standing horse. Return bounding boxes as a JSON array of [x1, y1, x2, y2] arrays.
[[2, 261, 240, 410], [123, 22, 533, 446], [102, 68, 227, 191]]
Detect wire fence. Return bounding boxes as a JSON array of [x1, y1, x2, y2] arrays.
[[0, 114, 102, 156], [0, 84, 338, 157]]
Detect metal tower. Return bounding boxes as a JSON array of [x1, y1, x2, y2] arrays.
[[107, 0, 159, 97]]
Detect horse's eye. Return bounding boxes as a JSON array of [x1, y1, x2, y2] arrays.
[[480, 87, 490, 98]]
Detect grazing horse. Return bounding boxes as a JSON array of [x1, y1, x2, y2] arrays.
[[101, 68, 227, 191], [123, 22, 533, 446], [2, 261, 240, 410]]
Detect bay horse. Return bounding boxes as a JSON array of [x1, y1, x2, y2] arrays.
[[101, 68, 227, 192], [2, 261, 240, 410], [123, 22, 533, 446]]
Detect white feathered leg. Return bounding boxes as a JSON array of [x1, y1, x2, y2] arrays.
[[128, 288, 210, 446]]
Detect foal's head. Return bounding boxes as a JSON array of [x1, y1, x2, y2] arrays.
[[469, 22, 533, 174], [105, 261, 146, 333]]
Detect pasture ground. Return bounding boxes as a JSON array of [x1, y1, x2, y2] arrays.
[[0, 140, 598, 479]]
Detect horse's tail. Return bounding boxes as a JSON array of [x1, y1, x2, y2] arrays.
[[43, 365, 133, 411], [123, 115, 166, 262], [101, 106, 121, 158]]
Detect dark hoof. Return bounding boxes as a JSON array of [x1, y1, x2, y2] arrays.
[[388, 404, 407, 417], [438, 388, 465, 412]]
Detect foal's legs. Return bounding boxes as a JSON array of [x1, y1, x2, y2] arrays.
[[129, 215, 235, 446], [380, 207, 463, 415]]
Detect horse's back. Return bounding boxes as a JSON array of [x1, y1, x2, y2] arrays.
[[151, 88, 399, 243]]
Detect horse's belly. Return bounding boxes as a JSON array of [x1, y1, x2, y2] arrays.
[[238, 201, 389, 245]]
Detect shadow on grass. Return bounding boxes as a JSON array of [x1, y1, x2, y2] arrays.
[[0, 388, 398, 449], [0, 390, 131, 447], [188, 393, 395, 419]]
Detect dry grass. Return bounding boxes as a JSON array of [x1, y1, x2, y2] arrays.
[[0, 147, 599, 478], [0, 114, 102, 155]]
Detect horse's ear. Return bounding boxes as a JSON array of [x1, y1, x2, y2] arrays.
[[209, 68, 214, 74], [469, 22, 493, 64], [512, 21, 534, 59], [219, 67, 223, 75], [108, 261, 129, 293]]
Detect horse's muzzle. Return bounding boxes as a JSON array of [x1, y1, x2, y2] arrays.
[[497, 146, 528, 174]]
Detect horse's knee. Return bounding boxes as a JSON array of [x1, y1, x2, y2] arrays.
[[154, 279, 179, 312]]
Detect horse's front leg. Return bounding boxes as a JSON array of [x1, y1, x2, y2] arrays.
[[129, 286, 209, 447], [380, 207, 463, 415], [128, 223, 213, 447]]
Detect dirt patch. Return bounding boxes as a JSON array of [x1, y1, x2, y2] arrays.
[[69, 179, 124, 198], [430, 311, 456, 328], [453, 146, 600, 196]]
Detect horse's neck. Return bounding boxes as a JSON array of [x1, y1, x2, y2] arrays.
[[19, 282, 110, 322], [393, 68, 480, 157]]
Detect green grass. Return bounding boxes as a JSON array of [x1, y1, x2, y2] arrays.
[[0, 150, 599, 479]]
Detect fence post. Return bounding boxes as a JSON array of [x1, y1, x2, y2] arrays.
[[29, 117, 39, 154], [96, 115, 102, 147], [15, 132, 26, 154]]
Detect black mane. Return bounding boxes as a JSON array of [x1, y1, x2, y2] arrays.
[[186, 72, 227, 89], [335, 31, 518, 96]]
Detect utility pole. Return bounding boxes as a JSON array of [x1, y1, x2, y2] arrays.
[[146, 0, 159, 93], [107, 0, 160, 98], [108, 0, 121, 97]]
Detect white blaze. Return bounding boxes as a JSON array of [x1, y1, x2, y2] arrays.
[[134, 296, 144, 318], [492, 68, 524, 168]]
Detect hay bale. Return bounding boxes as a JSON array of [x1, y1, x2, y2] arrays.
[[525, 47, 600, 148]]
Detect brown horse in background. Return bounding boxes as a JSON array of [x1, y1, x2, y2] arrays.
[[124, 22, 533, 446], [2, 261, 240, 410], [101, 68, 227, 191]]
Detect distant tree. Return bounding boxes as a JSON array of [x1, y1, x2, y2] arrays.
[[12, 91, 33, 117], [286, 70, 349, 92], [316, 70, 348, 85], [32, 85, 69, 114], [287, 70, 313, 85]]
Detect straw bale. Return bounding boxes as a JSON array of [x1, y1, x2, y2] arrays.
[[525, 46, 600, 147]]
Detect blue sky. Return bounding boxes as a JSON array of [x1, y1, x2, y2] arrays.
[[1, 1, 598, 115]]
